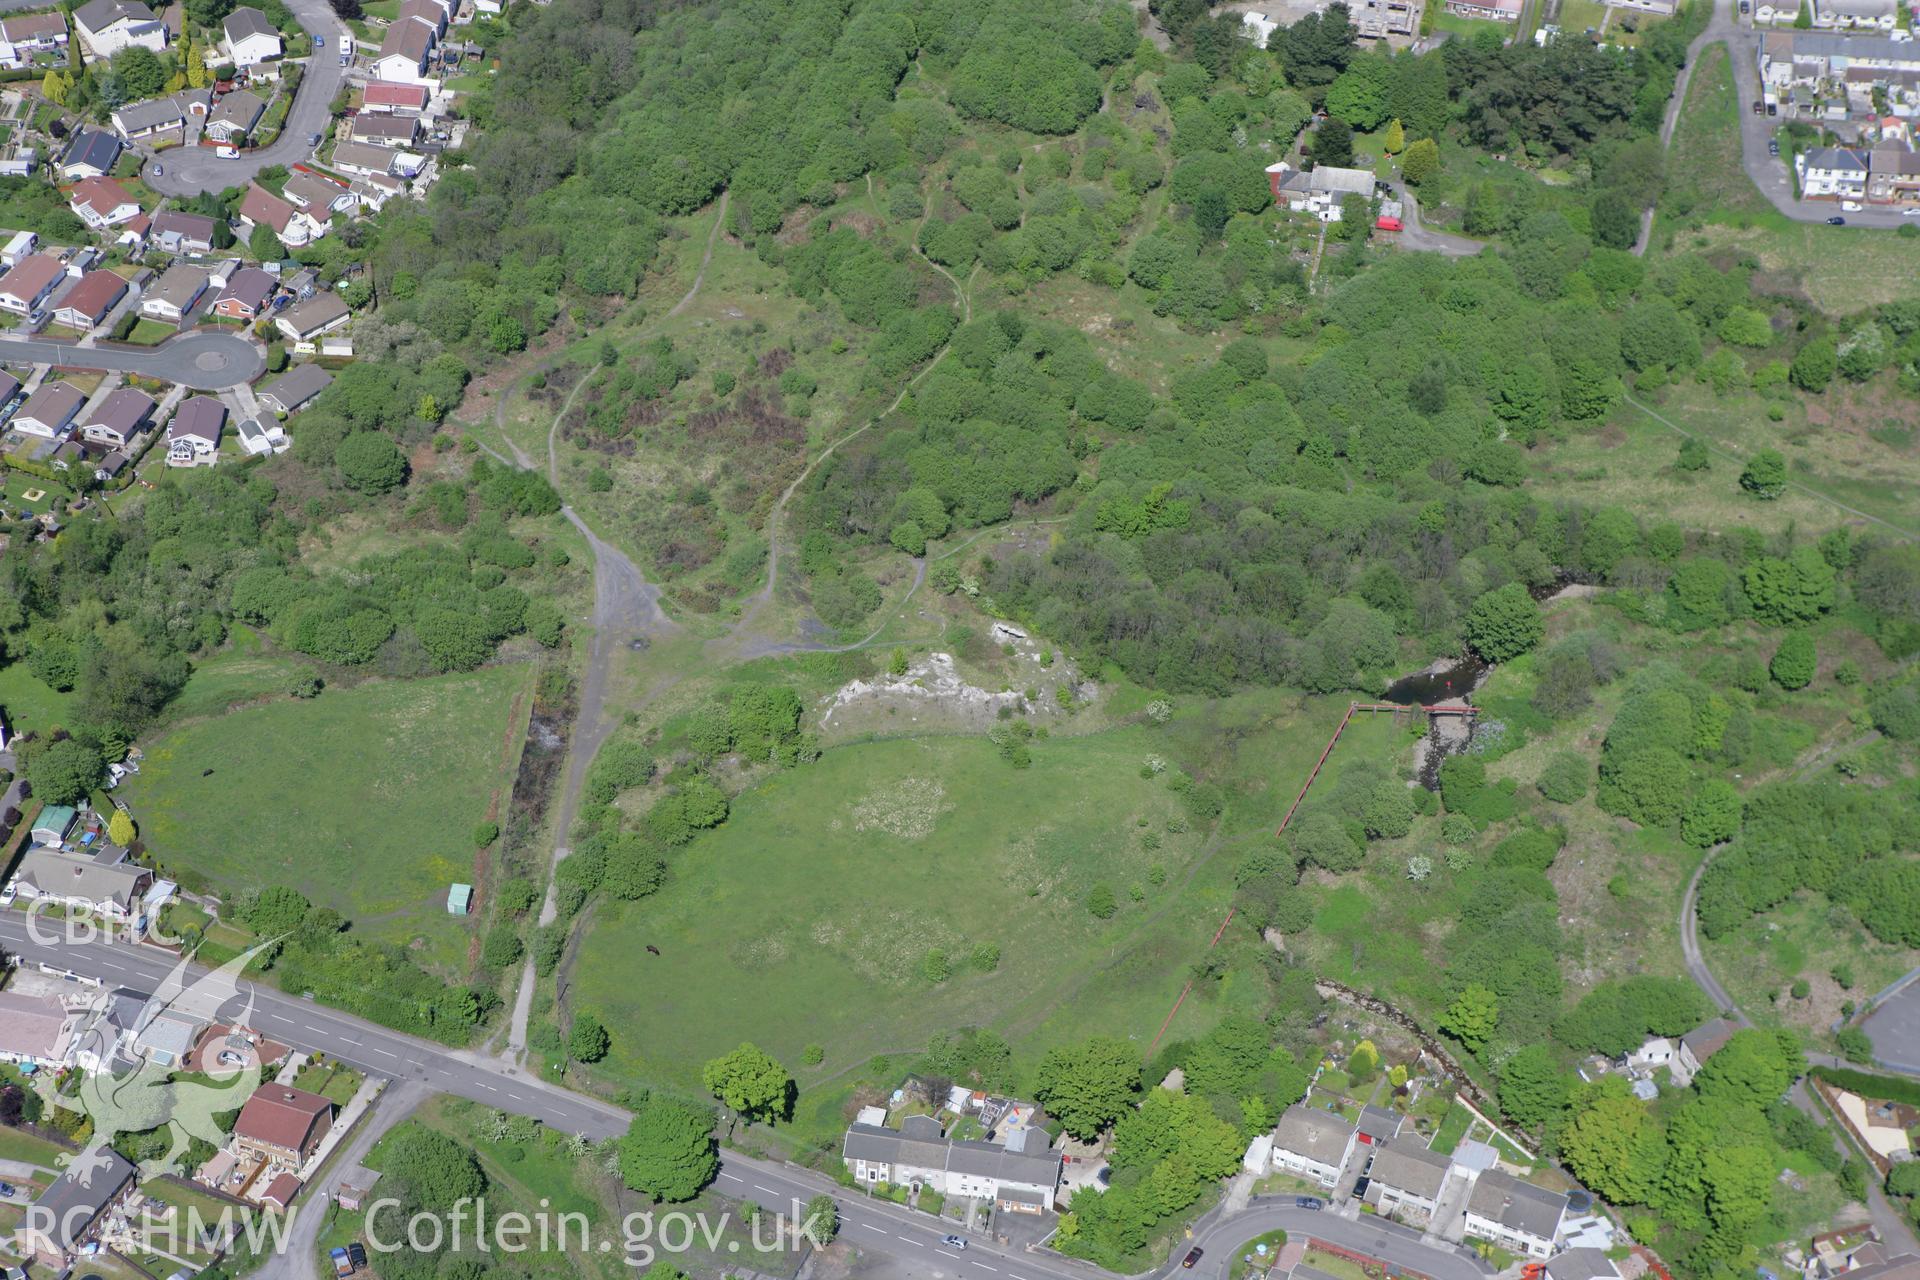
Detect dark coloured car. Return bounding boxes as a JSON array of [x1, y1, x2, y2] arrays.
[[1768, 140, 1779, 155], [348, 1243, 369, 1268], [1767, 102, 1778, 115], [1294, 1196, 1323, 1210], [1827, 216, 1847, 225], [1752, 100, 1764, 114], [1183, 1249, 1205, 1268]]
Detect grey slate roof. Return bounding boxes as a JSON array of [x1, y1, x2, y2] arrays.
[[62, 127, 121, 174], [1366, 1137, 1451, 1199], [279, 290, 349, 334], [83, 386, 155, 437], [1546, 1247, 1621, 1280], [1273, 1104, 1355, 1166], [842, 1121, 1060, 1187], [1682, 1016, 1739, 1062], [1466, 1169, 1567, 1242], [115, 96, 185, 134], [1356, 1105, 1403, 1142], [224, 5, 275, 39], [260, 361, 332, 411], [15, 848, 151, 913], [28, 1147, 135, 1251], [74, 0, 156, 32], [1804, 146, 1869, 172], [169, 395, 226, 444]]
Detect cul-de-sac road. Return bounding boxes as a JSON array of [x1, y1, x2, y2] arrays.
[[0, 331, 264, 390]]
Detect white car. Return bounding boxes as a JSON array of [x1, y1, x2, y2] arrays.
[[340, 34, 352, 52], [1903, 208, 1920, 217], [215, 144, 239, 158], [1841, 200, 1863, 211]]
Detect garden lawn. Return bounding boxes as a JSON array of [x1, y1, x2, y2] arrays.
[[119, 666, 531, 973], [0, 661, 79, 736]]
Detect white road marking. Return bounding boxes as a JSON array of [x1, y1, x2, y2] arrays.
[[755, 1185, 779, 1195], [976, 1266, 998, 1272], [896, 1236, 922, 1246], [859, 1224, 885, 1234], [718, 1173, 743, 1183]]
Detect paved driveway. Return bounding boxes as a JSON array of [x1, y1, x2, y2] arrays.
[[0, 329, 264, 389], [144, 0, 348, 197]]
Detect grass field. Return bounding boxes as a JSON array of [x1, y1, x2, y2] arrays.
[[119, 665, 532, 973], [568, 692, 1403, 1102], [1703, 894, 1916, 1038], [0, 662, 78, 736]]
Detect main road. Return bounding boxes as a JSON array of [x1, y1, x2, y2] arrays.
[[142, 0, 350, 197], [0, 330, 263, 390], [0, 917, 1486, 1280]]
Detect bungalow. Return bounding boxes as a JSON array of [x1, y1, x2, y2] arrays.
[[12, 848, 154, 919], [1361, 1137, 1451, 1224], [140, 262, 211, 322], [2, 229, 36, 266], [111, 94, 186, 141], [1444, 0, 1523, 17], [235, 415, 286, 455], [275, 290, 350, 343], [1462, 1169, 1567, 1260], [1672, 1017, 1738, 1087], [0, 11, 69, 69], [18, 1147, 137, 1268], [68, 176, 141, 229], [283, 169, 353, 217], [372, 18, 434, 82], [212, 265, 275, 318], [360, 78, 428, 114], [0, 989, 83, 1069], [348, 111, 418, 148], [1269, 1104, 1358, 1189], [238, 182, 323, 247], [150, 209, 218, 254], [11, 381, 86, 438], [59, 126, 122, 180], [51, 269, 127, 330], [204, 88, 266, 143], [72, 0, 165, 56], [843, 1116, 1060, 1214], [223, 5, 282, 64], [167, 395, 225, 465], [330, 138, 399, 177], [233, 1085, 335, 1165], [259, 361, 332, 414], [0, 253, 66, 315], [79, 386, 155, 447]]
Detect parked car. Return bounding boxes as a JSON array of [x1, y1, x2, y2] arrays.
[[1903, 208, 1920, 217], [329, 1247, 353, 1276], [310, 132, 322, 147], [1842, 200, 1863, 211], [1752, 99, 1764, 114], [348, 1243, 369, 1269], [218, 1049, 246, 1066], [1827, 216, 1847, 225], [151, 163, 163, 176], [0, 1182, 17, 1198], [1768, 139, 1779, 156], [340, 34, 353, 52], [215, 144, 239, 158], [1294, 1196, 1323, 1210], [312, 31, 323, 44], [941, 1236, 967, 1251], [1767, 102, 1777, 115], [1183, 1249, 1205, 1269]]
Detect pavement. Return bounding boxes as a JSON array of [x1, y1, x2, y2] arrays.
[[0, 329, 263, 389], [142, 0, 348, 198]]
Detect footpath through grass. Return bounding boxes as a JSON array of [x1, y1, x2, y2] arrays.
[[120, 665, 532, 974]]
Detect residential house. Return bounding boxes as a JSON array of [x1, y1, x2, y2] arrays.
[[1361, 1137, 1451, 1224], [207, 256, 244, 289], [275, 290, 350, 343], [52, 268, 127, 330], [1239, 8, 1280, 43], [0, 989, 82, 1069], [2, 230, 36, 266], [59, 126, 122, 179], [49, 439, 84, 472], [79, 386, 155, 447], [18, 1147, 137, 1267], [350, 170, 405, 210], [372, 18, 434, 82], [283, 168, 353, 217], [1444, 0, 1523, 18], [1799, 146, 1871, 198], [223, 5, 282, 64], [69, 987, 146, 1073], [1759, 31, 1920, 91], [68, 176, 140, 229], [72, 0, 165, 55], [1462, 1169, 1566, 1260], [842, 1116, 1061, 1214], [212, 264, 275, 318], [1868, 144, 1920, 203], [111, 95, 186, 141], [11, 848, 154, 919], [29, 803, 77, 845], [1269, 1104, 1357, 1189], [360, 78, 428, 113], [259, 1172, 301, 1211], [330, 138, 400, 177], [130, 996, 203, 1067], [1606, 0, 1677, 12], [11, 381, 86, 438], [233, 1085, 335, 1166], [1815, 0, 1897, 28], [397, 0, 448, 37], [1265, 161, 1378, 220], [0, 253, 66, 315], [236, 415, 286, 455], [205, 89, 266, 143], [140, 262, 210, 322], [348, 111, 418, 148], [93, 449, 130, 484], [0, 11, 69, 68], [1672, 1017, 1739, 1087], [259, 361, 332, 414], [1354, 1105, 1404, 1148], [1546, 1248, 1622, 1280], [0, 370, 20, 413], [238, 182, 323, 246], [150, 209, 218, 254], [1629, 1036, 1675, 1073], [167, 395, 225, 465]]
